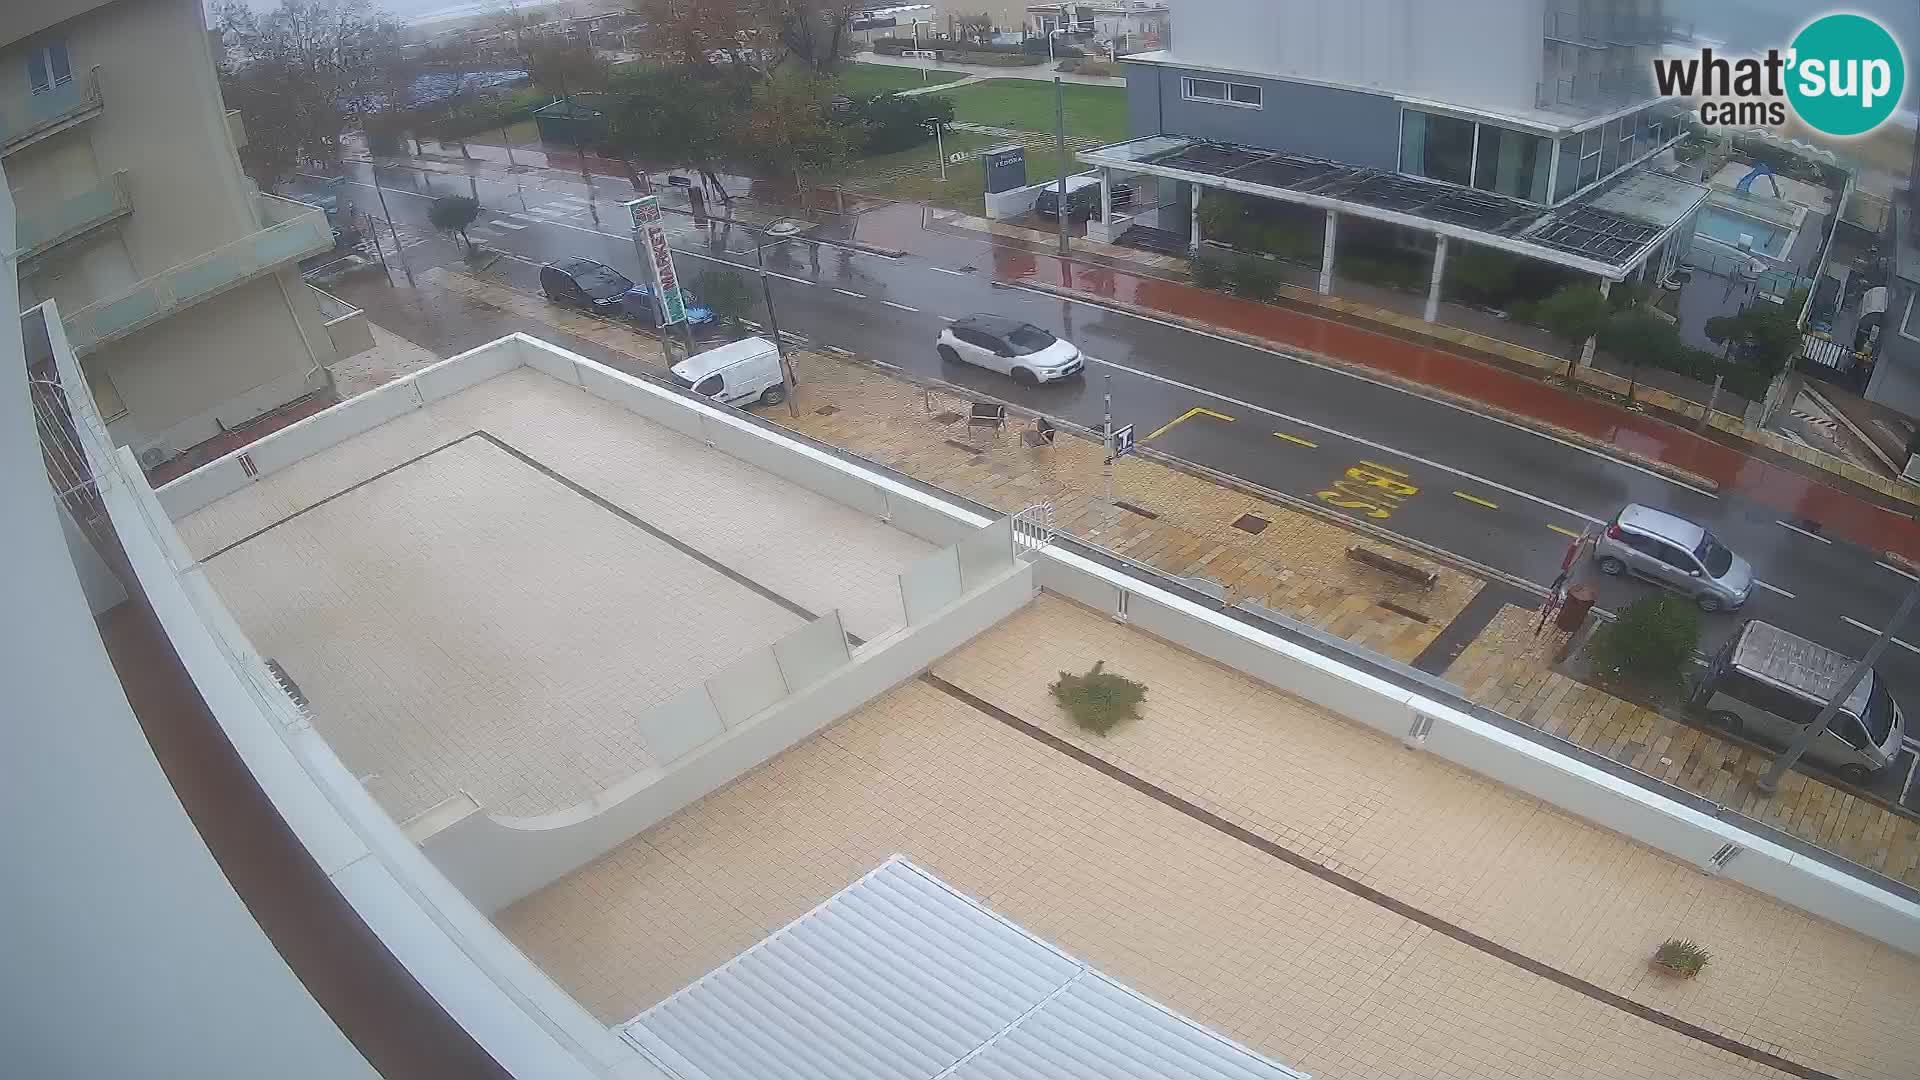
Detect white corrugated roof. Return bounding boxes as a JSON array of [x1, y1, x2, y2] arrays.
[[622, 856, 1309, 1080]]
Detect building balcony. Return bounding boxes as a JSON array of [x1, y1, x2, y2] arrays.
[[306, 282, 373, 360], [14, 169, 131, 263], [60, 193, 333, 354], [2, 66, 103, 157]]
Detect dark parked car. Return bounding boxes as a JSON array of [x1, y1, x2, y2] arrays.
[[539, 258, 714, 329], [1035, 176, 1133, 221]]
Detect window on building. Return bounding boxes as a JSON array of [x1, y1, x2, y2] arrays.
[[1629, 108, 1652, 159], [1553, 136, 1580, 201], [1400, 109, 1475, 187], [1599, 118, 1622, 176], [1901, 292, 1920, 342], [1577, 126, 1603, 188], [26, 41, 72, 94], [1182, 76, 1261, 109], [1473, 125, 1552, 202]]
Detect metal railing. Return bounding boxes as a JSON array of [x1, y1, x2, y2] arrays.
[[62, 193, 333, 353], [1, 66, 103, 155], [14, 170, 131, 262]]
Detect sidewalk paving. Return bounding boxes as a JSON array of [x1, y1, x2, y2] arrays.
[[500, 591, 1920, 1080], [1448, 605, 1920, 890]]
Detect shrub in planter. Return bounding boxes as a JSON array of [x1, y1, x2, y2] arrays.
[[1190, 251, 1230, 290], [1050, 661, 1146, 735], [1651, 938, 1710, 978], [1592, 593, 1701, 689], [1228, 253, 1281, 301]]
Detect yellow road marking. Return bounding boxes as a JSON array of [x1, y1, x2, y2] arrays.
[[1145, 406, 1234, 442], [1359, 459, 1409, 477], [1452, 491, 1499, 510], [1547, 523, 1584, 538], [1272, 431, 1318, 448]]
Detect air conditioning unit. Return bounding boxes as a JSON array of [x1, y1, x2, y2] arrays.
[[138, 447, 166, 468]]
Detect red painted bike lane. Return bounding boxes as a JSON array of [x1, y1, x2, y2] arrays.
[[993, 248, 1920, 561]]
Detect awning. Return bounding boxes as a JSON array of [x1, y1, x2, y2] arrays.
[[622, 856, 1310, 1080], [1078, 135, 1708, 279]]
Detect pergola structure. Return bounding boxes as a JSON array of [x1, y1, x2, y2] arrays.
[[1079, 134, 1708, 341]]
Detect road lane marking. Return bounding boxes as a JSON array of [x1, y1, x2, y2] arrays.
[[826, 345, 856, 356], [1880, 560, 1919, 582], [929, 267, 968, 276], [1453, 491, 1499, 510], [1360, 459, 1409, 478], [833, 288, 868, 298], [937, 314, 958, 321], [1547, 524, 1584, 539], [1145, 407, 1233, 441], [882, 300, 919, 312], [1840, 616, 1920, 653], [489, 219, 528, 229], [1075, 353, 1605, 525], [1776, 520, 1832, 544], [1753, 580, 1795, 599], [1001, 283, 1718, 499], [675, 247, 814, 285], [1272, 432, 1317, 448], [1318, 463, 1418, 520]]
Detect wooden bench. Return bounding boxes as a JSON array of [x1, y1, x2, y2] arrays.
[[1346, 545, 1438, 589]]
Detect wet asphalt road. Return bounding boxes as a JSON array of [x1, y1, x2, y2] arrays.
[[308, 163, 1920, 786]]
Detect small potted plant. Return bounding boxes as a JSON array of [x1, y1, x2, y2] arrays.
[[1650, 938, 1710, 980], [1049, 661, 1147, 736]]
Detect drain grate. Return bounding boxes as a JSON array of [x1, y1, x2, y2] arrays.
[[1232, 513, 1270, 534], [1378, 600, 1431, 624], [814, 404, 840, 416], [1115, 500, 1160, 519], [933, 411, 963, 424]]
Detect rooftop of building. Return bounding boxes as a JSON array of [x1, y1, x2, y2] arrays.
[[1081, 134, 1708, 277], [172, 362, 931, 825]]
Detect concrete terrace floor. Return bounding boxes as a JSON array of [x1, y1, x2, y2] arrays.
[[174, 366, 932, 823], [500, 595, 1920, 1080]]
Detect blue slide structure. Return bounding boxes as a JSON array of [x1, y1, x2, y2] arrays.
[[1735, 163, 1781, 198]]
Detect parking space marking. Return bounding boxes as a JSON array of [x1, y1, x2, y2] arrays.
[[1753, 580, 1795, 599], [833, 288, 868, 299], [1145, 407, 1234, 442], [1453, 491, 1499, 510], [1272, 431, 1318, 448], [1777, 520, 1833, 544], [1547, 524, 1584, 539], [1840, 616, 1920, 653], [1880, 560, 1919, 582], [882, 300, 919, 312], [937, 314, 958, 322], [929, 267, 968, 276]]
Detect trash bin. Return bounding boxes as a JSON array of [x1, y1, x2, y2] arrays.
[[1556, 585, 1596, 632]]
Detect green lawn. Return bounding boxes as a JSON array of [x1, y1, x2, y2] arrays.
[[834, 129, 1073, 213], [941, 79, 1129, 143], [832, 62, 967, 98], [466, 118, 540, 149]]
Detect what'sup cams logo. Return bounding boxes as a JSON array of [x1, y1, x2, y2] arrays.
[[1652, 12, 1905, 137]]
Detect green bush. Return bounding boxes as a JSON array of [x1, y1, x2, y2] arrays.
[[1050, 661, 1146, 735], [1653, 938, 1711, 977], [1190, 251, 1229, 289], [1228, 253, 1281, 301], [700, 269, 753, 332], [1592, 593, 1701, 688], [1445, 245, 1522, 306], [1341, 254, 1425, 291]]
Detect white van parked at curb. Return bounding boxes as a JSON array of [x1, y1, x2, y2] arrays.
[[670, 336, 787, 408]]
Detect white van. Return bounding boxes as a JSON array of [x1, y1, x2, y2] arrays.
[[669, 337, 786, 408]]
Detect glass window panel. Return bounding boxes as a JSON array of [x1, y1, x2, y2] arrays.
[[1554, 136, 1580, 201], [1184, 78, 1225, 101], [1599, 118, 1622, 176], [1402, 109, 1473, 185], [48, 42, 71, 85], [27, 48, 48, 93], [1474, 124, 1552, 202], [1228, 82, 1261, 106]]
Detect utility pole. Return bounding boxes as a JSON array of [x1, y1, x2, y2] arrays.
[[371, 167, 413, 287], [930, 119, 948, 181], [1758, 577, 1920, 793], [755, 233, 800, 420], [1101, 379, 1117, 535], [1053, 77, 1069, 255]]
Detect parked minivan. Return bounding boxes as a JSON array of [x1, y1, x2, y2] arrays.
[[1693, 620, 1906, 783], [670, 336, 786, 408]]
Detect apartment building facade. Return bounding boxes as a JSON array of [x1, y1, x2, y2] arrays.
[[3, 0, 353, 469]]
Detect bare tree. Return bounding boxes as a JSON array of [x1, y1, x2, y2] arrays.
[[212, 0, 401, 176]]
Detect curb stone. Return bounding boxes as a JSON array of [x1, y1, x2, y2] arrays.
[[1012, 279, 1725, 495]]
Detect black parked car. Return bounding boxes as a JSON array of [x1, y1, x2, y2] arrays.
[[538, 258, 714, 329]]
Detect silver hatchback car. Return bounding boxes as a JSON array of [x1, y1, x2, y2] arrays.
[[1593, 504, 1754, 612]]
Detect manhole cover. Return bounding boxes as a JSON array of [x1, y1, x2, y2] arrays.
[[814, 405, 840, 416], [1232, 513, 1270, 534], [933, 411, 963, 424]]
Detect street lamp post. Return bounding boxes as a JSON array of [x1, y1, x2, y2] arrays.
[[753, 231, 801, 420], [370, 166, 414, 287], [928, 118, 948, 182], [1053, 77, 1069, 255]]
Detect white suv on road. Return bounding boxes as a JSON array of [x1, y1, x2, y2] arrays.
[[937, 315, 1084, 385]]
